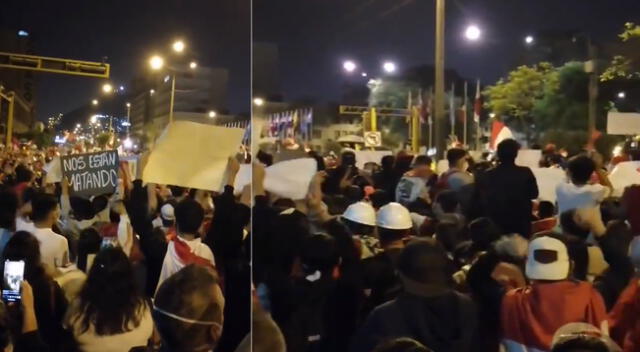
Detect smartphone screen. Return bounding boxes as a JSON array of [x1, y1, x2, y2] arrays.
[[2, 260, 25, 302]]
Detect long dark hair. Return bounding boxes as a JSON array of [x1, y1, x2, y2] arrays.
[[2, 231, 47, 282], [74, 247, 147, 335]]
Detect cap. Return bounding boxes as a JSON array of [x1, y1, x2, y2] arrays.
[[377, 202, 412, 230], [343, 201, 376, 227], [525, 236, 570, 281], [551, 323, 621, 352], [161, 203, 175, 222]]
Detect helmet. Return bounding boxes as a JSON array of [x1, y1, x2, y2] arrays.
[[377, 202, 412, 230], [342, 201, 376, 227]]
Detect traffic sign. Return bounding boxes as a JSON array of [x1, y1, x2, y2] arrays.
[[364, 131, 382, 147]]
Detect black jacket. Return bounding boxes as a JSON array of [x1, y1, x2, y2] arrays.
[[350, 291, 477, 352], [476, 163, 538, 238]]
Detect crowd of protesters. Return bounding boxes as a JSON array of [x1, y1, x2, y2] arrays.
[[0, 144, 251, 352], [253, 139, 640, 352]]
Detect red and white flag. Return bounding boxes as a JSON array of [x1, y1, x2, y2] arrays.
[[473, 79, 481, 123]]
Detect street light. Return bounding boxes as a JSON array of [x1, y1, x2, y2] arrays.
[[119, 85, 125, 91], [190, 61, 197, 69], [90, 115, 98, 124], [361, 72, 368, 77], [149, 55, 164, 70], [92, 99, 98, 106], [618, 91, 626, 99], [525, 35, 534, 45], [343, 60, 357, 73], [253, 97, 265, 106], [102, 83, 113, 94], [208, 110, 217, 118], [149, 89, 155, 95], [465, 25, 481, 41], [382, 61, 397, 74], [172, 40, 185, 53], [125, 102, 131, 138]]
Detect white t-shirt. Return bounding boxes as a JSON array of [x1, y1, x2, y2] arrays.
[[16, 216, 35, 233], [556, 182, 610, 214], [31, 227, 70, 268], [65, 301, 153, 352], [156, 237, 215, 294]]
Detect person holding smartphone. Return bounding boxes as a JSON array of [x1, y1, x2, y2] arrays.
[[2, 231, 71, 351]]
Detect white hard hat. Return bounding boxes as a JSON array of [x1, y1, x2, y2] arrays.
[[342, 201, 376, 226], [377, 202, 412, 230]]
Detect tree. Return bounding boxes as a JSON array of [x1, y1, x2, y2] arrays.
[[601, 22, 640, 81], [533, 62, 590, 131], [483, 63, 554, 140]]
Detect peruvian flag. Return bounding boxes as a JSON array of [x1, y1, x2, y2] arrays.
[[474, 79, 481, 123], [491, 120, 513, 150]]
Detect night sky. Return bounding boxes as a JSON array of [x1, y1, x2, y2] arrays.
[[1, 0, 250, 120], [3, 1, 639, 121], [254, 0, 640, 103]]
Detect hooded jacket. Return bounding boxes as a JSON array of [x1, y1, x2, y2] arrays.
[[351, 291, 477, 352]]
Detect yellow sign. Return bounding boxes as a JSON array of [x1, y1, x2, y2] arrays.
[[0, 52, 110, 78]]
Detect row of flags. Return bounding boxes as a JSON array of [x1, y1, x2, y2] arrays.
[[412, 79, 482, 128], [265, 108, 314, 141]]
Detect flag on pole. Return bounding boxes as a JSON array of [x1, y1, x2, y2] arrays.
[[292, 109, 299, 138], [449, 83, 456, 133], [474, 79, 481, 123], [427, 87, 433, 126]]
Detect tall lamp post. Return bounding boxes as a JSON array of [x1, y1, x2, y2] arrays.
[[148, 40, 191, 124], [434, 0, 446, 158]]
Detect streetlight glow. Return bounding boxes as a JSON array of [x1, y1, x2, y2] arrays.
[[172, 40, 185, 53], [90, 115, 98, 124], [253, 97, 265, 106], [119, 85, 125, 91], [92, 99, 98, 106], [382, 61, 397, 73], [149, 55, 164, 70], [361, 72, 368, 77], [102, 83, 113, 94], [525, 35, 534, 45], [150, 89, 155, 95], [123, 138, 133, 149], [190, 61, 197, 69], [343, 60, 357, 73], [208, 111, 217, 118], [126, 102, 131, 108], [618, 91, 626, 99], [465, 25, 481, 41]]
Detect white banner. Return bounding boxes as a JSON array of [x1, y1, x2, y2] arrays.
[[607, 112, 640, 135], [354, 150, 393, 169], [609, 161, 640, 197], [531, 167, 567, 203], [232, 159, 317, 200], [143, 122, 244, 191]]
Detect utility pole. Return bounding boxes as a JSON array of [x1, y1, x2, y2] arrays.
[[434, 0, 446, 159], [587, 40, 598, 138]]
